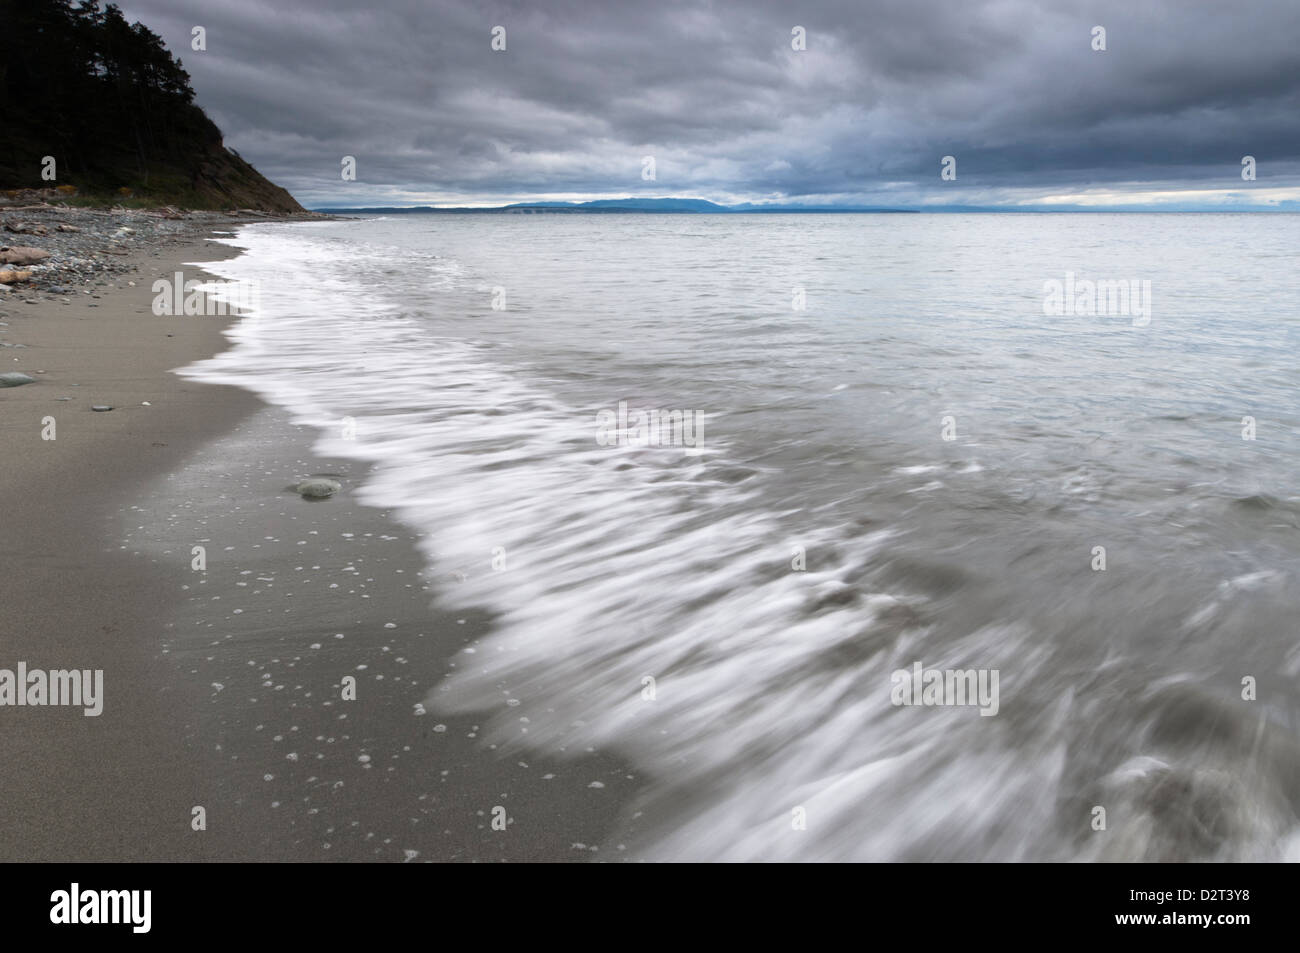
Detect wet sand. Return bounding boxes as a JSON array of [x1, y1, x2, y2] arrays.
[[0, 234, 636, 861]]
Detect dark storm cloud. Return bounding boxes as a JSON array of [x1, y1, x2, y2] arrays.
[[121, 0, 1300, 206]]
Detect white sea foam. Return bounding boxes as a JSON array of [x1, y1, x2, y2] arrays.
[[181, 224, 971, 859], [177, 216, 1300, 861]]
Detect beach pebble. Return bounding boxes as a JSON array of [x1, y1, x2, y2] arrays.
[[295, 478, 342, 499], [0, 372, 36, 387], [91, 405, 113, 412], [0, 246, 50, 265]]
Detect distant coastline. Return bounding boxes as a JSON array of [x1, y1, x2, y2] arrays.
[[313, 197, 1299, 214], [315, 198, 916, 214]]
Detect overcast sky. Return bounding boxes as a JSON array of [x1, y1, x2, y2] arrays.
[[121, 0, 1300, 209]]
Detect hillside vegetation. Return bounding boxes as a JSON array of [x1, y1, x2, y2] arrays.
[[0, 0, 302, 212]]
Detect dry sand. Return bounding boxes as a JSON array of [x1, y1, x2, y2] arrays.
[[0, 240, 258, 859]]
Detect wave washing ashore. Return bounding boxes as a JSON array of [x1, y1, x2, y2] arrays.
[[180, 212, 1300, 861]]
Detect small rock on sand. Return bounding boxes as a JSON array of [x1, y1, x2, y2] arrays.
[[0, 372, 36, 387], [296, 478, 342, 499], [91, 405, 113, 412]]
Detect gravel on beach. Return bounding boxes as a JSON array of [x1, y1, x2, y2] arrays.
[[0, 204, 326, 307]]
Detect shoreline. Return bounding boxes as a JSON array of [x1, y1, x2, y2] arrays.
[[0, 219, 638, 861], [0, 230, 262, 860]]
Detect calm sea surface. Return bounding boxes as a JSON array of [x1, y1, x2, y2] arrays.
[[184, 213, 1300, 860]]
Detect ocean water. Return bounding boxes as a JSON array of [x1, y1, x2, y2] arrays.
[[182, 213, 1300, 861]]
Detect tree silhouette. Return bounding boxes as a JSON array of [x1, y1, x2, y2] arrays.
[[0, 0, 297, 208]]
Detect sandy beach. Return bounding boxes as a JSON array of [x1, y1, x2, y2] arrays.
[[0, 232, 257, 860], [0, 223, 635, 862]]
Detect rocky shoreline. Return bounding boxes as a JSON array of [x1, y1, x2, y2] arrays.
[[0, 203, 328, 306]]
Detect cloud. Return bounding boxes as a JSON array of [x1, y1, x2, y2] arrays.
[[121, 0, 1300, 207]]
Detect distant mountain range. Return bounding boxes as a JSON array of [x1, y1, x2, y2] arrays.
[[313, 197, 1297, 214], [314, 197, 918, 214]]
